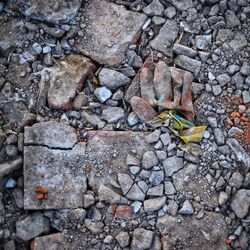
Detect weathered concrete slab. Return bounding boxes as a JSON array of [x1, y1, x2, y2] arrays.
[[75, 0, 147, 66], [23, 122, 151, 209], [24, 121, 77, 149]]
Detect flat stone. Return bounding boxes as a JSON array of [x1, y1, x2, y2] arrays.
[[216, 29, 234, 42], [163, 156, 184, 177], [98, 68, 131, 90], [242, 90, 250, 104], [149, 171, 164, 186], [173, 44, 197, 58], [228, 127, 244, 137], [150, 19, 179, 57], [156, 212, 228, 250], [0, 157, 22, 178], [195, 35, 212, 50], [46, 54, 96, 110], [167, 0, 194, 11], [225, 10, 240, 28], [118, 173, 134, 195], [84, 219, 104, 234], [143, 0, 164, 16], [213, 128, 225, 145], [142, 151, 158, 169], [164, 181, 176, 196], [126, 183, 145, 201], [126, 154, 140, 166], [179, 200, 194, 215], [131, 96, 157, 121], [115, 231, 130, 247], [174, 55, 201, 75], [6, 0, 82, 24], [98, 185, 126, 204], [24, 121, 77, 149], [216, 74, 230, 87], [144, 196, 166, 213], [75, 0, 147, 66], [230, 189, 250, 219], [81, 111, 106, 129], [229, 35, 248, 52], [147, 184, 164, 196], [94, 87, 112, 103], [16, 212, 49, 241], [131, 228, 154, 250], [102, 107, 125, 123]]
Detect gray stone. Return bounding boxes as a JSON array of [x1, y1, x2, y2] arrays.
[[102, 107, 125, 123], [12, 188, 24, 209], [164, 181, 176, 196], [75, 0, 147, 66], [164, 6, 176, 19], [94, 87, 112, 103], [126, 183, 145, 201], [118, 173, 134, 195], [216, 176, 226, 190], [98, 185, 125, 204], [16, 212, 49, 241], [115, 231, 130, 247], [242, 90, 250, 104], [145, 130, 161, 144], [225, 10, 240, 28], [229, 172, 244, 189], [163, 156, 184, 177], [152, 16, 166, 25], [142, 151, 158, 169], [156, 150, 167, 160], [147, 184, 164, 196], [126, 154, 140, 166], [229, 35, 248, 52], [5, 178, 17, 188], [32, 42, 42, 54], [218, 191, 229, 206], [127, 112, 139, 126], [0, 157, 23, 178], [213, 128, 225, 145], [227, 65, 240, 75], [167, 0, 194, 11], [130, 166, 140, 175], [81, 111, 106, 129], [150, 19, 179, 57], [24, 121, 77, 149], [216, 29, 234, 42], [84, 219, 104, 234], [173, 44, 197, 58], [83, 193, 95, 208], [195, 35, 212, 50], [149, 171, 164, 186], [228, 127, 244, 137], [179, 200, 193, 215], [5, 144, 18, 158], [160, 132, 171, 146], [174, 55, 201, 75], [144, 196, 166, 213], [230, 189, 250, 219], [131, 228, 154, 249], [216, 74, 230, 87], [98, 68, 131, 90], [138, 180, 148, 193], [227, 138, 250, 169], [167, 200, 179, 216], [212, 85, 222, 96], [143, 0, 164, 16], [69, 208, 86, 223], [240, 62, 250, 76]]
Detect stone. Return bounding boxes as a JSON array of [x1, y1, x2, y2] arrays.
[[230, 189, 250, 219], [115, 231, 130, 247], [167, 200, 179, 216], [0, 157, 22, 178], [5, 145, 18, 158], [229, 35, 248, 52], [143, 0, 164, 16], [118, 173, 134, 195], [6, 0, 82, 24], [83, 193, 95, 209], [131, 228, 154, 250], [73, 93, 88, 109], [167, 0, 194, 11], [98, 185, 125, 204], [24, 121, 77, 149], [138, 180, 148, 193], [212, 85, 222, 96], [174, 55, 201, 75], [98, 68, 130, 90], [163, 156, 184, 177], [147, 184, 164, 196], [152, 16, 166, 25], [225, 10, 240, 28], [227, 65, 240, 75], [127, 112, 139, 126], [218, 191, 229, 206], [102, 107, 125, 123], [207, 117, 218, 128], [144, 196, 166, 213], [179, 200, 194, 215], [160, 132, 171, 146], [142, 151, 158, 169], [16, 212, 49, 241], [164, 181, 176, 196], [46, 54, 96, 110], [149, 171, 164, 186], [240, 62, 250, 76], [173, 44, 197, 58], [130, 166, 140, 175], [94, 87, 112, 103], [126, 154, 140, 166], [216, 176, 226, 190], [75, 0, 147, 66], [81, 111, 106, 129], [242, 90, 250, 104], [5, 178, 17, 188], [229, 172, 244, 189], [32, 42, 42, 54], [195, 35, 212, 50], [228, 127, 244, 137], [145, 130, 161, 144], [126, 184, 145, 201], [156, 212, 228, 250], [216, 74, 230, 86], [85, 219, 104, 234], [213, 128, 225, 145], [131, 96, 157, 121], [150, 19, 179, 57], [164, 6, 176, 19], [68, 208, 86, 223]]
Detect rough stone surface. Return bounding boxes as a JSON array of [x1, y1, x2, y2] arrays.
[[0, 157, 22, 178], [6, 0, 82, 24], [150, 19, 179, 57], [46, 54, 96, 110], [144, 196, 166, 212], [131, 228, 154, 250], [75, 0, 147, 66], [142, 151, 158, 169], [16, 212, 50, 241], [175, 55, 201, 75], [102, 107, 125, 123], [163, 156, 184, 177]]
